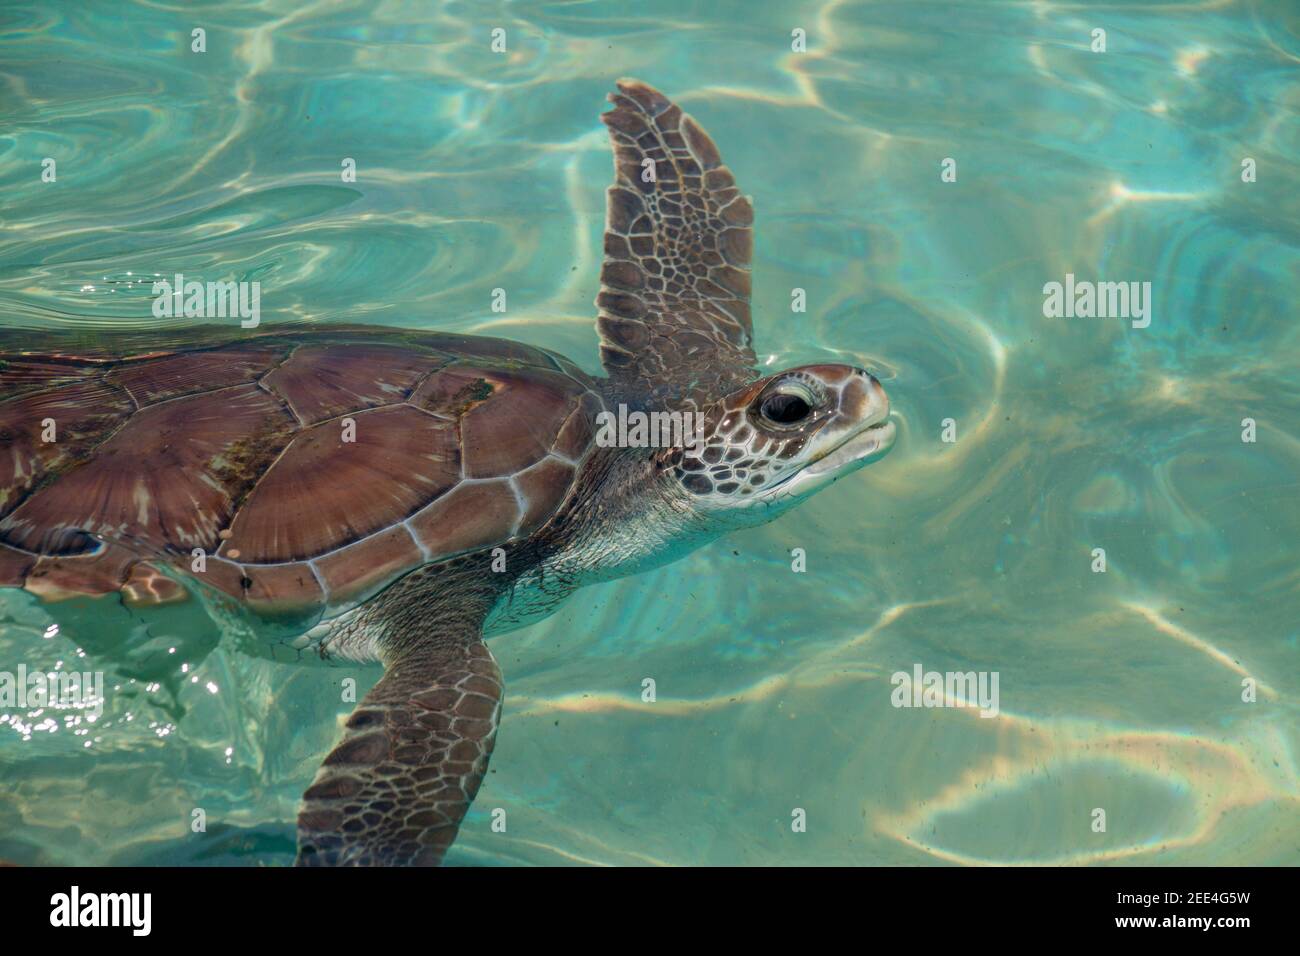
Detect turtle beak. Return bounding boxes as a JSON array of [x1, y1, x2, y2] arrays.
[[807, 367, 895, 472]]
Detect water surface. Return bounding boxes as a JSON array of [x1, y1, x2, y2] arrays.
[[1, 0, 1297, 865]]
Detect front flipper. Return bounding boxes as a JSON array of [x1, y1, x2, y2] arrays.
[[597, 79, 757, 411], [295, 636, 503, 866]]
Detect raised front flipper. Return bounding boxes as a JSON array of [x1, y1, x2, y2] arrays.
[[597, 78, 757, 411], [296, 635, 503, 866]]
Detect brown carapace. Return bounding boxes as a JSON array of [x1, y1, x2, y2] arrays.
[[0, 330, 601, 617]]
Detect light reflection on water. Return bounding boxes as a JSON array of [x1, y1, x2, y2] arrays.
[[0, 0, 1297, 865]]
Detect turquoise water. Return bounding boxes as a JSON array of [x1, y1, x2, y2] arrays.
[[1, 0, 1298, 865]]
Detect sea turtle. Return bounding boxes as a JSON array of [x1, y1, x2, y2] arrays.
[[0, 80, 896, 865]]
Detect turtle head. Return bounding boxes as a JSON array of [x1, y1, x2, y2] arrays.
[[661, 364, 895, 521]]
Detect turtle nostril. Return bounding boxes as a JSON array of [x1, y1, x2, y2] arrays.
[[855, 367, 884, 389], [852, 372, 889, 418]]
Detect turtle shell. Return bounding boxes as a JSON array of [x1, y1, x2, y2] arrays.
[[0, 328, 603, 617]]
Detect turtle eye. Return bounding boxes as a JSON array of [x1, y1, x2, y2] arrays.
[[759, 382, 817, 425]]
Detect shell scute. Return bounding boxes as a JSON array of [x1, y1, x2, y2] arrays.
[[239, 561, 326, 615], [514, 458, 577, 537], [179, 555, 324, 618], [1, 357, 103, 398], [108, 344, 288, 406], [405, 480, 518, 561], [408, 364, 499, 419], [262, 343, 450, 425], [458, 366, 583, 478], [222, 404, 460, 563], [418, 333, 560, 370], [0, 378, 133, 521], [1, 383, 293, 555], [314, 525, 425, 608], [184, 556, 250, 604], [555, 391, 602, 462]]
